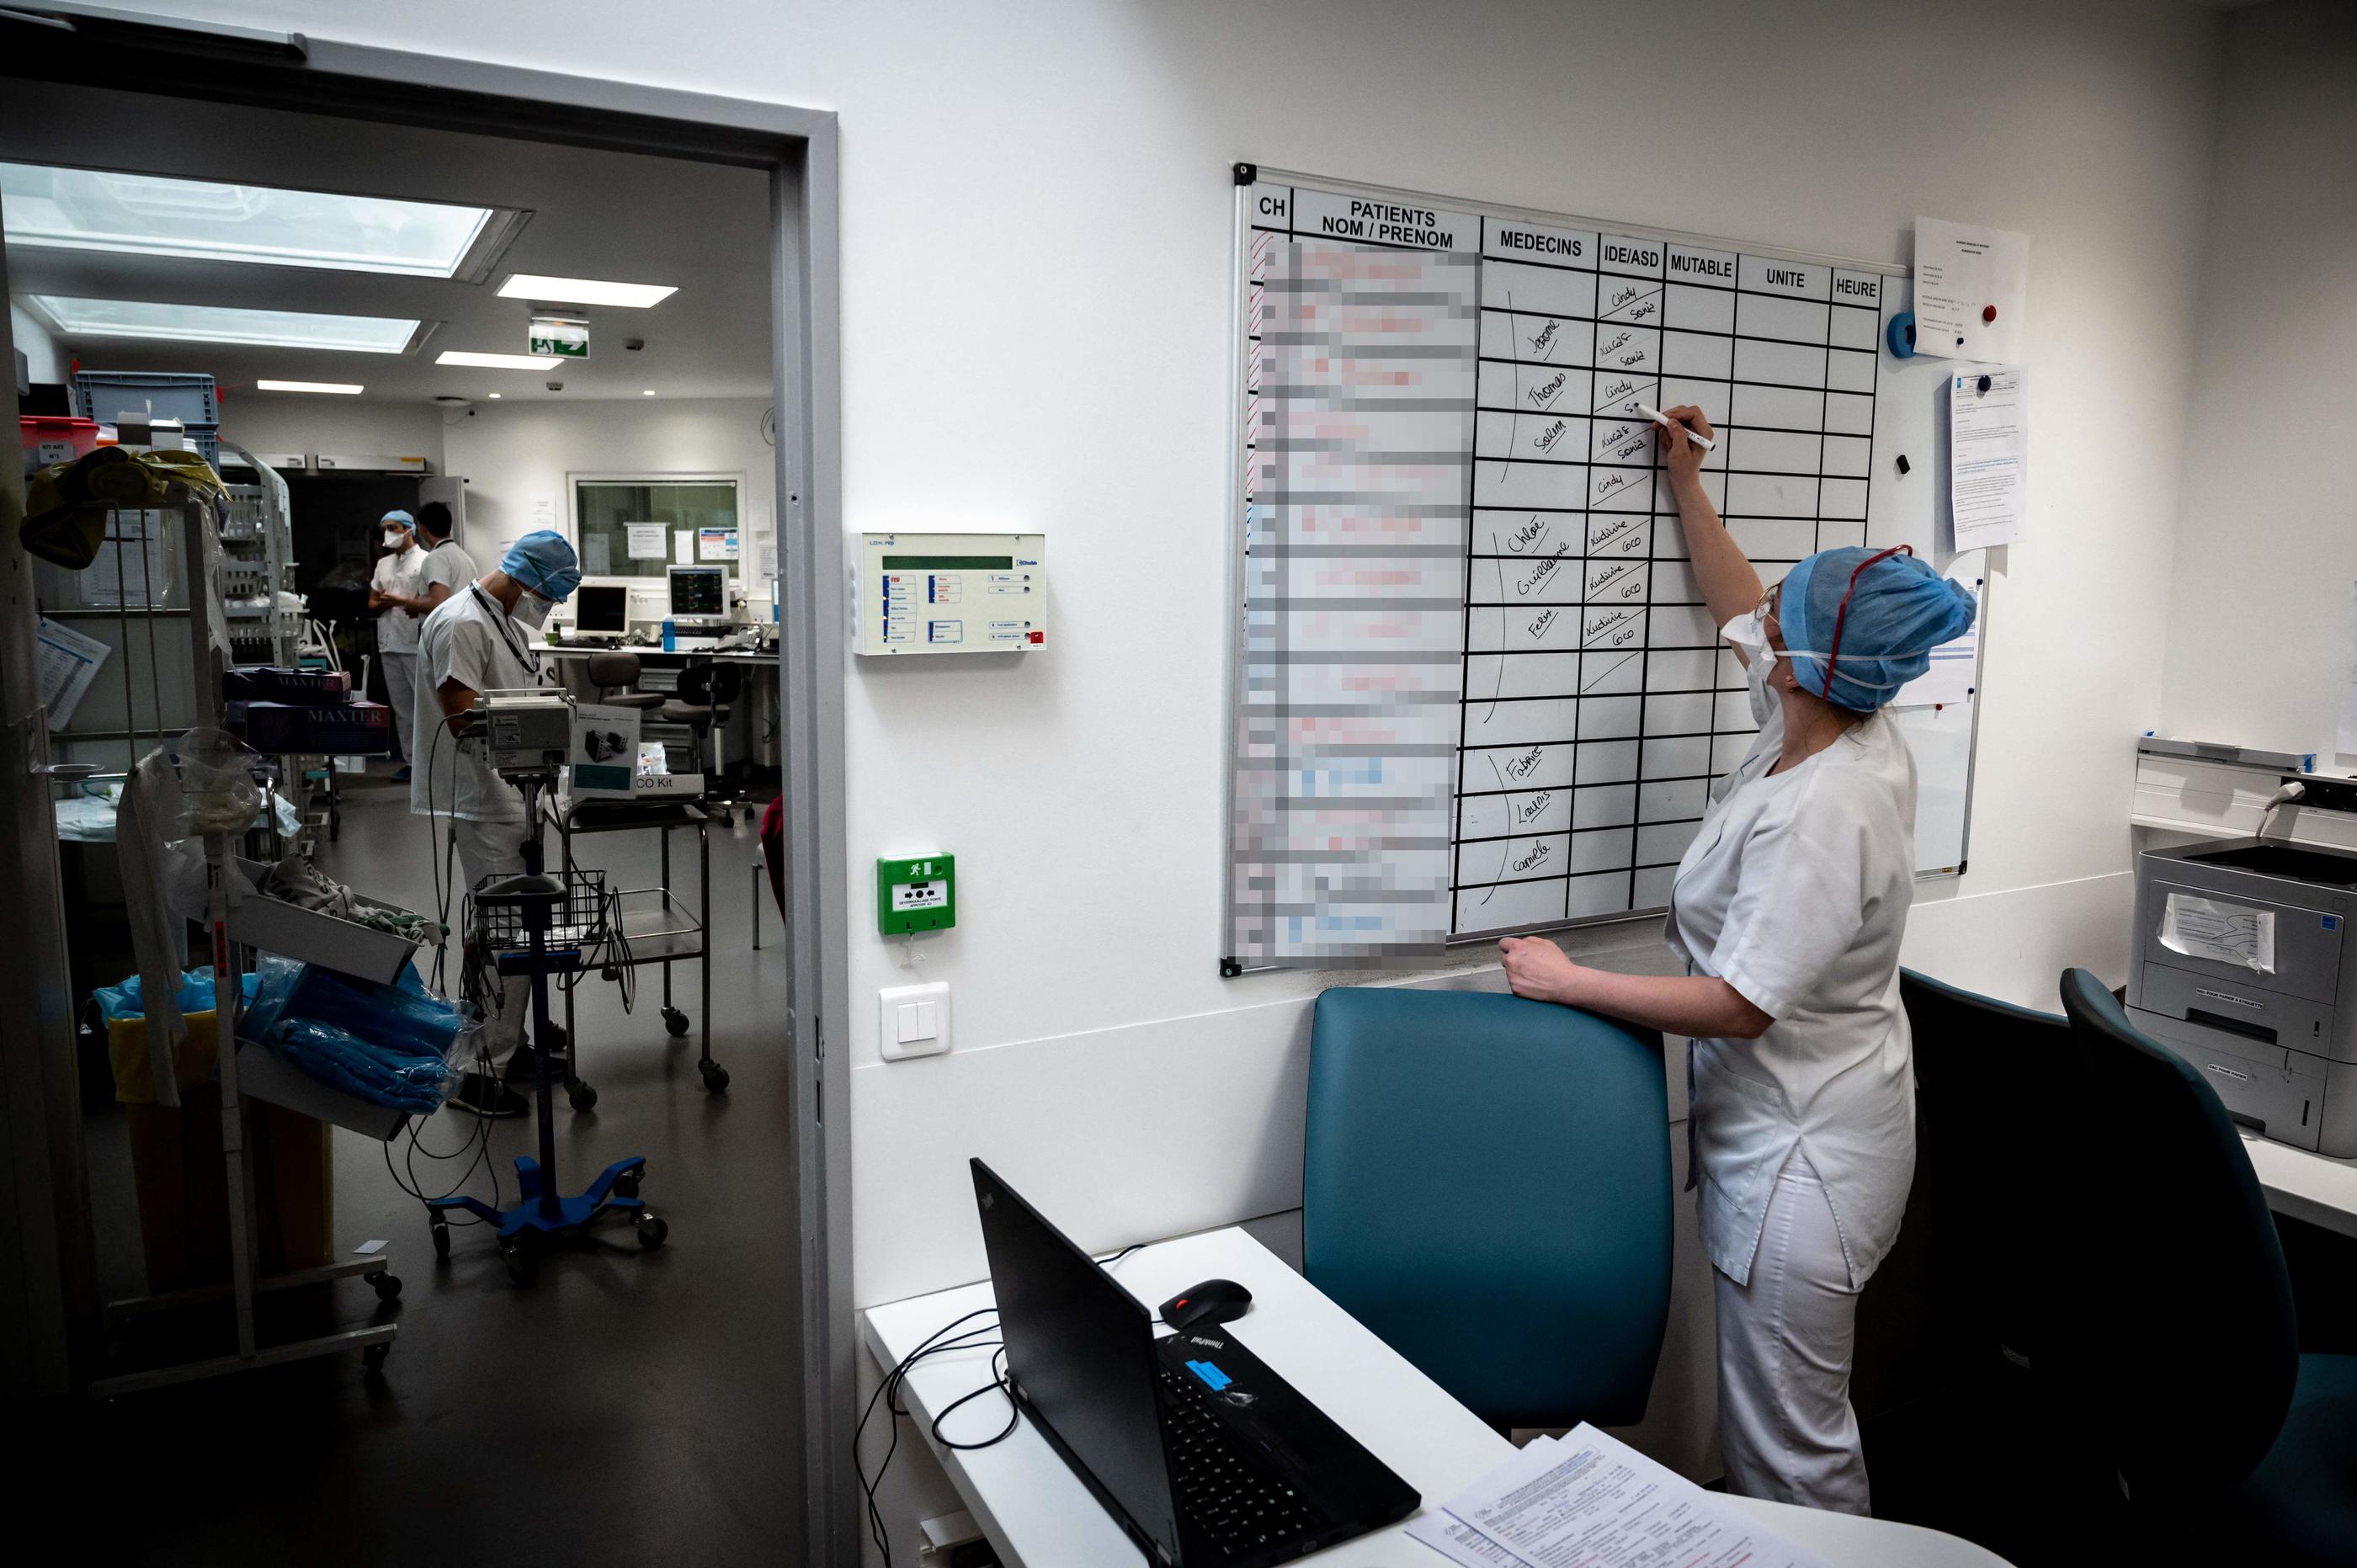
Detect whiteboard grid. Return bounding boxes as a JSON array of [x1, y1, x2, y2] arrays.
[[1226, 168, 1923, 969]]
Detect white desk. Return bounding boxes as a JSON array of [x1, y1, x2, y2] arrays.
[[863, 1227, 2014, 1568], [2244, 1132, 2357, 1240]]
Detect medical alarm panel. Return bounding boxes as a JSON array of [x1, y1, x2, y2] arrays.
[[855, 532, 1045, 656]]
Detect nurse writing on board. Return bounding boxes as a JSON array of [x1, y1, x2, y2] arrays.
[[1499, 406, 1975, 1515]]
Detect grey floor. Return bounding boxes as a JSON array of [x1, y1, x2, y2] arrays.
[[78, 770, 799, 1563]]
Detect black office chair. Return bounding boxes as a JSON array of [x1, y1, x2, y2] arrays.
[[661, 662, 742, 793], [583, 651, 667, 715], [2056, 968, 2357, 1565]]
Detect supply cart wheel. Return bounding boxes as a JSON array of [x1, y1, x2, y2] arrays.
[[614, 1168, 642, 1200], [364, 1343, 390, 1374], [372, 1272, 403, 1302], [567, 1077, 599, 1114], [636, 1213, 669, 1251], [700, 1061, 730, 1094], [663, 1007, 690, 1039], [430, 1219, 450, 1259], [502, 1239, 538, 1288]]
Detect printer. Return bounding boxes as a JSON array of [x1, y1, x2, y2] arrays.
[[2127, 837, 2357, 1156]]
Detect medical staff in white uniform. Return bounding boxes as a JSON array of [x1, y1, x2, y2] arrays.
[[411, 529, 581, 1118], [367, 508, 429, 781], [412, 500, 476, 614], [1499, 406, 1976, 1516]]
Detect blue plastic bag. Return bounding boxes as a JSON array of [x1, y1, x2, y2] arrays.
[[93, 965, 257, 1022], [242, 953, 464, 1110]]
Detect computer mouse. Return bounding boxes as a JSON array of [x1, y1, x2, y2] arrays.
[[1159, 1278, 1252, 1331]]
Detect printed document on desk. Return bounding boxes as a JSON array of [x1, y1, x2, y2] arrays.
[[1947, 368, 2027, 550], [1407, 1426, 1830, 1568]]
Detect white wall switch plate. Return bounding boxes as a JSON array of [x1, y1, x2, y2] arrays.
[[879, 981, 950, 1060]]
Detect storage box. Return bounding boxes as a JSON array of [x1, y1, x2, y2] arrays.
[[126, 1086, 333, 1292], [226, 699, 393, 754], [21, 415, 98, 476], [224, 666, 354, 704], [231, 857, 426, 986], [70, 369, 220, 427]]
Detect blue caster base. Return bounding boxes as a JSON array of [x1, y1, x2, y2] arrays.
[[427, 1156, 666, 1285]]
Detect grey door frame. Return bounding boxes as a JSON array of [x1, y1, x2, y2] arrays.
[[0, 13, 854, 1562]]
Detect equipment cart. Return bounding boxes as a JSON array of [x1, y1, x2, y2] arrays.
[[551, 795, 727, 1099]]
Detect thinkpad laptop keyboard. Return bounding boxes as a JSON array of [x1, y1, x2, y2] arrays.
[[1157, 1365, 1331, 1560]]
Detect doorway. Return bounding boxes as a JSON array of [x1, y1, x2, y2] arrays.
[[0, 14, 849, 1561]]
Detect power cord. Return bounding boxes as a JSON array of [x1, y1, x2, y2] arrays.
[[2259, 780, 2306, 839], [855, 1242, 1147, 1566]]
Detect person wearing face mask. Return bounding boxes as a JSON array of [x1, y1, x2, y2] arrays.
[[367, 508, 429, 781], [1497, 407, 1975, 1517], [410, 529, 582, 1117]]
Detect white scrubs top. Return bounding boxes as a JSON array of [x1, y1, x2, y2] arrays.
[[1664, 630, 1918, 1289], [371, 543, 427, 655], [409, 582, 543, 824], [419, 538, 478, 602]]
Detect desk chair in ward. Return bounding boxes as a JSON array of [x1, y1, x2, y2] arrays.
[[1301, 986, 1671, 1432], [583, 651, 668, 714], [2058, 968, 2357, 1567], [662, 662, 742, 801]]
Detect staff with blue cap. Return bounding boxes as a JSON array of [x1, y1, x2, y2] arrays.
[[1499, 406, 1975, 1516], [410, 529, 583, 1118]]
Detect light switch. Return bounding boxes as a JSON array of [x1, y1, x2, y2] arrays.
[[879, 981, 950, 1061]]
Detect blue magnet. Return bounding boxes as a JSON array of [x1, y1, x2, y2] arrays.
[[1886, 311, 1917, 359]]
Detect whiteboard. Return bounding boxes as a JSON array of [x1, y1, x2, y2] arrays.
[[1224, 167, 1982, 970]]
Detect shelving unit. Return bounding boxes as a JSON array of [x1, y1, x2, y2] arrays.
[[61, 489, 405, 1397]]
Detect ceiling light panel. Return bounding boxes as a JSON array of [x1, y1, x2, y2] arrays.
[[31, 295, 419, 352], [0, 162, 508, 278], [257, 380, 364, 394], [497, 274, 678, 308], [435, 350, 562, 369]]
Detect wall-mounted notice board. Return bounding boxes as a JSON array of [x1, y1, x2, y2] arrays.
[[1223, 167, 1982, 971]]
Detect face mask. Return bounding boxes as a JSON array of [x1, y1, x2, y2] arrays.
[[383, 530, 408, 549], [1724, 605, 1774, 667], [512, 590, 556, 630]]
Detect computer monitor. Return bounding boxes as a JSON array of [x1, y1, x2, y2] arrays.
[[668, 564, 727, 622], [574, 584, 629, 635]]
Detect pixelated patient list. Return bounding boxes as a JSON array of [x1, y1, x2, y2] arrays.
[[1229, 179, 1886, 966]]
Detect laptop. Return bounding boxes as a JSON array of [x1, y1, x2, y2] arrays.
[[970, 1159, 1418, 1566]]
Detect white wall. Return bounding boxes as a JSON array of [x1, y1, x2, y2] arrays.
[[2159, 0, 2357, 757], [215, 393, 449, 470], [10, 302, 63, 385], [112, 0, 2229, 1556], [439, 396, 777, 580]]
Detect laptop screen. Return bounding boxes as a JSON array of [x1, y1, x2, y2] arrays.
[[971, 1159, 1179, 1563]]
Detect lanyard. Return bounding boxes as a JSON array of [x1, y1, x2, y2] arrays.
[[470, 582, 542, 680]]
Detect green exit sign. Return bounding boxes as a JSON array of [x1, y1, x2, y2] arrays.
[[877, 853, 955, 935], [528, 314, 589, 359]]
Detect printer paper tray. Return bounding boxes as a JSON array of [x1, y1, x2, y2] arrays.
[[2130, 1006, 2325, 1151]]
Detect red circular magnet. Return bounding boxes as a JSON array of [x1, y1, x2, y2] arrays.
[[1981, 304, 1998, 324]]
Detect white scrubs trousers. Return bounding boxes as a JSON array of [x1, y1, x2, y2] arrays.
[[1712, 1154, 1870, 1516], [452, 815, 530, 1063], [381, 650, 418, 765]]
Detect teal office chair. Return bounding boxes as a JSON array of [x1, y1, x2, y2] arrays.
[[1301, 986, 1671, 1431], [2058, 969, 2357, 1565]]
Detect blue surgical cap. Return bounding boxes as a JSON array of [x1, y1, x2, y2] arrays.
[[1778, 546, 1976, 711], [380, 509, 414, 529], [501, 529, 581, 602]]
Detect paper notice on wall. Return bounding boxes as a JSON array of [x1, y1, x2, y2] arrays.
[[1913, 217, 2028, 362], [673, 528, 696, 566], [533, 496, 556, 532], [1948, 367, 2027, 549], [36, 616, 109, 726], [2162, 892, 2276, 975], [625, 523, 668, 560], [2338, 581, 2357, 757], [698, 527, 738, 561]]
